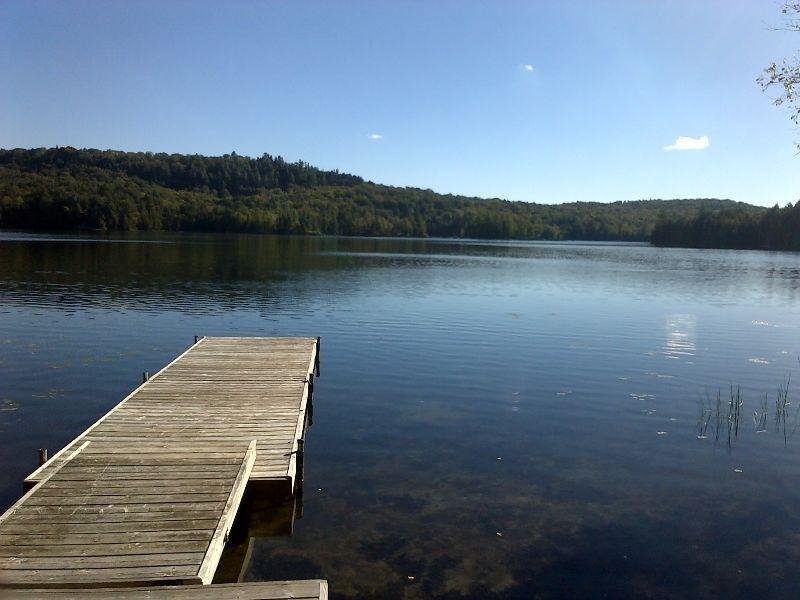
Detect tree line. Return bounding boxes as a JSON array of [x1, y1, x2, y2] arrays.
[[0, 146, 361, 195], [0, 147, 766, 244], [651, 204, 800, 250]]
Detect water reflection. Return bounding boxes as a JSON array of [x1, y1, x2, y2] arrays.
[[4, 233, 800, 597], [215, 494, 301, 584], [3, 233, 800, 313], [663, 313, 696, 359]]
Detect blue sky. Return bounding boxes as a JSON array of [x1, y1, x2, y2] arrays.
[[2, 0, 799, 206]]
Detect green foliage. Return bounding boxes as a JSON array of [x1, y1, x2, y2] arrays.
[[0, 147, 754, 242], [758, 2, 800, 139], [651, 204, 800, 250]]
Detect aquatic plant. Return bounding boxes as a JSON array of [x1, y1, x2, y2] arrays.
[[753, 393, 768, 433], [775, 376, 791, 445], [696, 368, 800, 447], [696, 392, 712, 439], [727, 385, 743, 446]]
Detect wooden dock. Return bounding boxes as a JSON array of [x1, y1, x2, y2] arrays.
[[25, 337, 319, 494], [0, 337, 322, 592], [7, 580, 328, 599]]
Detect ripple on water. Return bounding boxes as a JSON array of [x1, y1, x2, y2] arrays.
[[3, 234, 800, 597]]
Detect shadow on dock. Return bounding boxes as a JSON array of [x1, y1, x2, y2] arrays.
[[214, 370, 316, 584], [213, 491, 302, 583]]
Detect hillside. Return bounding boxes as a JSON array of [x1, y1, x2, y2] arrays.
[[0, 147, 760, 241], [651, 204, 800, 250]]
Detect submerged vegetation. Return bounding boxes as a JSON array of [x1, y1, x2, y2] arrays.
[[0, 147, 757, 241]]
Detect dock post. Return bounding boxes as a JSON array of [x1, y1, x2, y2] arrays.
[[305, 375, 314, 430], [315, 337, 321, 377], [194, 335, 199, 344], [297, 438, 305, 486], [142, 371, 149, 383], [38, 448, 48, 466]]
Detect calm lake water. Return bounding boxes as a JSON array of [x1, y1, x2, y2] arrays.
[[2, 232, 800, 598]]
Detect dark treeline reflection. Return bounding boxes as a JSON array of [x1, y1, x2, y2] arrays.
[[3, 234, 800, 312], [0, 234, 345, 310]]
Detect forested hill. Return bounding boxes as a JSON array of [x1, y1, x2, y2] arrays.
[[0, 147, 757, 241], [0, 147, 362, 194], [651, 203, 800, 250]]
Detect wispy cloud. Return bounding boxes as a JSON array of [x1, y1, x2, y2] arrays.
[[522, 64, 534, 72], [369, 133, 383, 140], [663, 135, 710, 151]]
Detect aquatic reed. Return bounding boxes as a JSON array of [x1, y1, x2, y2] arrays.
[[775, 375, 791, 445], [753, 392, 768, 432], [727, 385, 743, 446], [697, 391, 712, 438], [696, 369, 800, 446]]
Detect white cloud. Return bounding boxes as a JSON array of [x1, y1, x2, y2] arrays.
[[522, 64, 534, 72], [368, 133, 383, 140], [663, 135, 710, 151]]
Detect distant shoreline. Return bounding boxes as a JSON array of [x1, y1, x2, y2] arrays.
[[2, 146, 790, 251]]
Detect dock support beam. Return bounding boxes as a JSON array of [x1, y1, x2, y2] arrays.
[[295, 438, 305, 500], [315, 337, 321, 377]]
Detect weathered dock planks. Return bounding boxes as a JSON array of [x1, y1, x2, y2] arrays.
[[25, 337, 320, 494], [4, 579, 328, 599], [0, 439, 255, 588], [0, 336, 323, 591]]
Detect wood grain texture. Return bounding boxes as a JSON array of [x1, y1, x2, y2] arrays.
[[2, 336, 323, 590], [26, 337, 318, 487], [0, 441, 254, 588], [4, 580, 328, 598]]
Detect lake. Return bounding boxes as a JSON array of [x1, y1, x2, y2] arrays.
[[2, 232, 800, 598]]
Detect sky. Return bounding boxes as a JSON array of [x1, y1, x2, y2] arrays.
[[1, 0, 799, 206]]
